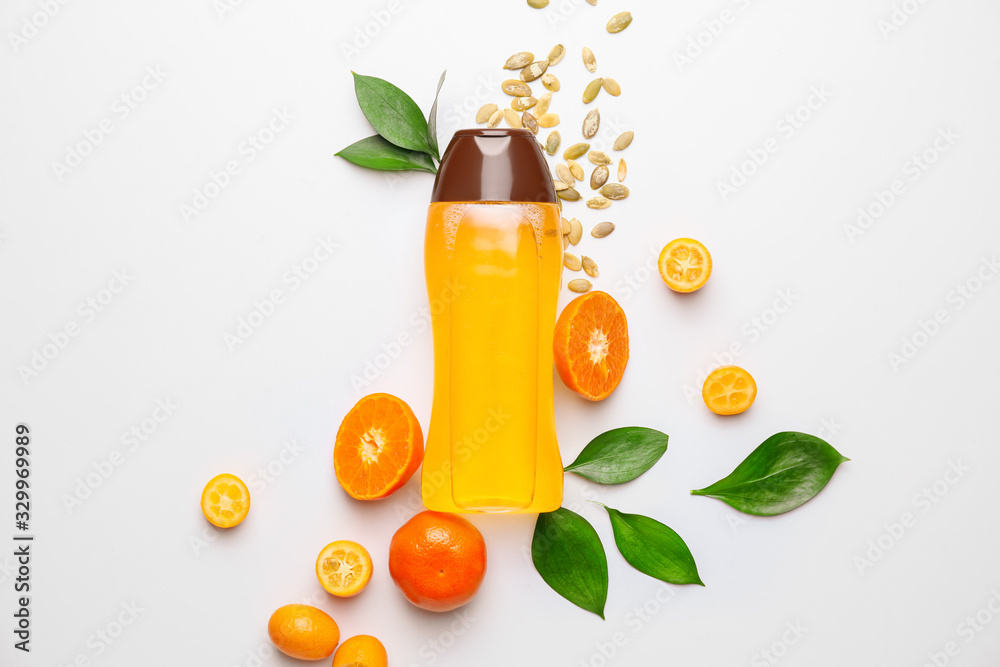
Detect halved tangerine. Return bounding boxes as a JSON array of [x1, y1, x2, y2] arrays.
[[659, 238, 712, 293], [334, 393, 423, 500], [553, 290, 629, 401], [316, 540, 373, 597], [200, 473, 250, 528], [702, 365, 757, 415]]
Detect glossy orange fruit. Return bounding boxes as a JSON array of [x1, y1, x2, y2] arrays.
[[316, 540, 373, 597], [703, 365, 757, 415], [334, 393, 424, 500], [333, 635, 388, 667], [659, 238, 712, 293], [267, 604, 340, 660], [200, 473, 250, 528], [553, 290, 629, 401], [388, 511, 487, 612]]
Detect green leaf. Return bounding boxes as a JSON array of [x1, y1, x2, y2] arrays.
[[352, 72, 434, 155], [603, 505, 704, 586], [532, 508, 608, 619], [426, 70, 446, 160], [335, 135, 437, 173], [691, 431, 850, 516], [563, 427, 669, 484]]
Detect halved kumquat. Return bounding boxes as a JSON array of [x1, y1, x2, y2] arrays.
[[334, 393, 424, 500], [200, 473, 250, 528], [659, 238, 712, 293], [553, 290, 629, 401], [702, 365, 757, 415], [316, 540, 373, 597]]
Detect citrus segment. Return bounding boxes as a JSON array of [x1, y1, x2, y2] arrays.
[[333, 635, 388, 667], [200, 473, 250, 528], [553, 290, 629, 401], [334, 393, 424, 500], [659, 238, 712, 292], [703, 365, 757, 415], [267, 604, 340, 660], [389, 511, 487, 612], [316, 540, 373, 597]]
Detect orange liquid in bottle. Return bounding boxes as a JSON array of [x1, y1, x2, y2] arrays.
[[422, 201, 563, 513]]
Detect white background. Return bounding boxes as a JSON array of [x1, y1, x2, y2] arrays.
[[2, 0, 1000, 665]]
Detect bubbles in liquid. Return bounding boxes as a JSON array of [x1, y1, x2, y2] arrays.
[[438, 203, 558, 257]]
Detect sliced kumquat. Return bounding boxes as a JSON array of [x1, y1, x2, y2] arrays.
[[659, 238, 712, 293], [334, 393, 424, 500], [553, 290, 629, 401], [200, 473, 250, 528], [702, 365, 757, 415], [316, 540, 373, 597]]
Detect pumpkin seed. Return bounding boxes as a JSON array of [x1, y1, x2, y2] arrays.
[[511, 96, 537, 111], [547, 44, 566, 66], [503, 108, 522, 128], [613, 130, 634, 151], [587, 196, 611, 209], [568, 217, 583, 245], [556, 163, 575, 186], [520, 60, 548, 82], [546, 131, 561, 155], [582, 255, 599, 278], [527, 0, 549, 7], [585, 0, 597, 5], [568, 159, 584, 181], [590, 165, 609, 189], [541, 73, 560, 91], [522, 111, 539, 134], [582, 47, 597, 73], [607, 11, 632, 33], [553, 180, 570, 191], [557, 187, 580, 201], [582, 108, 600, 139], [591, 221, 615, 238], [568, 279, 592, 293], [588, 150, 612, 165], [537, 113, 560, 128], [599, 183, 629, 200], [561, 217, 572, 234], [564, 252, 583, 271], [617, 159, 627, 182], [563, 143, 590, 160], [533, 92, 552, 117], [504, 52, 534, 70], [476, 103, 498, 124], [583, 78, 603, 104], [602, 77, 621, 96], [487, 108, 503, 128], [502, 80, 532, 96], [563, 235, 570, 249]]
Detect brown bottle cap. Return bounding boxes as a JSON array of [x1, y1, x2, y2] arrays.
[[431, 128, 557, 204]]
